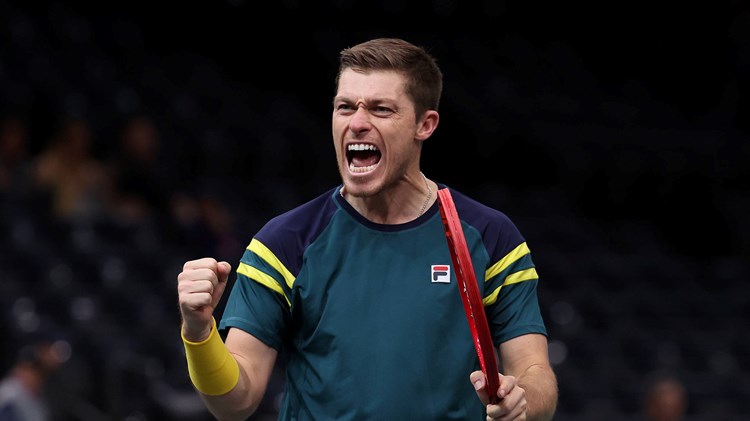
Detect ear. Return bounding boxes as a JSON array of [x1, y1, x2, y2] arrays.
[[415, 110, 439, 141]]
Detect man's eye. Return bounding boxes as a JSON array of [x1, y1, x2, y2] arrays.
[[373, 106, 392, 115], [336, 104, 354, 111]]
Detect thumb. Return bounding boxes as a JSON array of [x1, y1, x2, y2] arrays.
[[211, 261, 232, 308], [470, 370, 490, 405], [217, 261, 232, 283]]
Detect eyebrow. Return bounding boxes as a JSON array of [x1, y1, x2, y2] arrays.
[[333, 96, 393, 106]]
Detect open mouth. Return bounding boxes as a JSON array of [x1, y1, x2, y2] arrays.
[[346, 143, 381, 173]]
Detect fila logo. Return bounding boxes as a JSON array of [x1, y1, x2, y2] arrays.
[[431, 265, 451, 283]]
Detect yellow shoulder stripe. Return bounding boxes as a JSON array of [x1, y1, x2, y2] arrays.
[[483, 267, 538, 306], [247, 239, 295, 289], [485, 242, 531, 281], [237, 262, 291, 308]]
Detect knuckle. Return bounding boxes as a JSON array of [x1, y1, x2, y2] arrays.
[[183, 257, 217, 271]]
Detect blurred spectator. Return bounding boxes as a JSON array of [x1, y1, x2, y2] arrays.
[[107, 114, 173, 225], [642, 373, 688, 421], [168, 186, 242, 263], [0, 332, 71, 421], [0, 113, 32, 198], [29, 116, 113, 221]]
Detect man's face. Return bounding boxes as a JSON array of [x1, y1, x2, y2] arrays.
[[332, 69, 422, 198]]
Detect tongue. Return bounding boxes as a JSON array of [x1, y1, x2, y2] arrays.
[[351, 153, 379, 167]]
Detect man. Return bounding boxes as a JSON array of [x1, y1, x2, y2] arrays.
[[178, 37, 558, 420], [0, 332, 68, 421]]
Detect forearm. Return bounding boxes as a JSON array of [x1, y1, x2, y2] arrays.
[[182, 320, 267, 421], [199, 364, 262, 421], [517, 363, 558, 421]]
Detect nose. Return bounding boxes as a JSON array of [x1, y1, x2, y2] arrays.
[[348, 105, 371, 135]]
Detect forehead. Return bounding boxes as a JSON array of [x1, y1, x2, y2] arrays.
[[336, 69, 408, 101]]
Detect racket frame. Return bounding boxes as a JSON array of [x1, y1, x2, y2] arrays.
[[437, 187, 500, 404]]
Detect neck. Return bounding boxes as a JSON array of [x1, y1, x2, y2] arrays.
[[340, 172, 435, 224]]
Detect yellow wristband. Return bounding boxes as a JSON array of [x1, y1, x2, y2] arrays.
[[182, 317, 240, 396]]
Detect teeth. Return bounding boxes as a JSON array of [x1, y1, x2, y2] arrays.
[[349, 163, 376, 173], [348, 144, 378, 151]]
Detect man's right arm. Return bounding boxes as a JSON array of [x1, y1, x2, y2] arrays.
[[178, 258, 278, 421], [197, 327, 278, 421]]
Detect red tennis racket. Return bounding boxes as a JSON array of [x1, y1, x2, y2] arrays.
[[437, 188, 500, 404]]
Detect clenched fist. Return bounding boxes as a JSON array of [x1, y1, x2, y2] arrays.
[[177, 258, 232, 342]]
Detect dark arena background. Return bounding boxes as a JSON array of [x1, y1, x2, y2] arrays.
[[1, 1, 748, 420]]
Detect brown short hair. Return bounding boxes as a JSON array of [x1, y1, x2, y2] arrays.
[[336, 38, 443, 119]]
